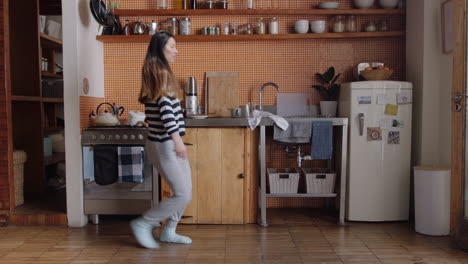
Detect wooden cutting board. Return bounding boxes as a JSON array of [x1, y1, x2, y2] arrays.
[[206, 72, 239, 117]]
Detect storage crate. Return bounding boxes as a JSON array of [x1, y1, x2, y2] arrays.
[[13, 150, 27, 207], [42, 78, 63, 98], [302, 168, 336, 194], [267, 168, 300, 194]]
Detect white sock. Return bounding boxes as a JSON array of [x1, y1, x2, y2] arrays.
[[160, 227, 192, 244]]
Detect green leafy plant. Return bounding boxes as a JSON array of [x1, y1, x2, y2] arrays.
[[312, 67, 341, 101]]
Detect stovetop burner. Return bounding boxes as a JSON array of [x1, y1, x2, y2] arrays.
[[86, 125, 146, 129]]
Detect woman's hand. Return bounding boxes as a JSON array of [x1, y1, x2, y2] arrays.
[[171, 134, 187, 158]]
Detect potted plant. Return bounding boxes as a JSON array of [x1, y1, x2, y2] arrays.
[[312, 66, 341, 117]]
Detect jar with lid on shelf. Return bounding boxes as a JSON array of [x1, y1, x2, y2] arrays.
[[255, 17, 266, 34], [269, 17, 278, 34], [345, 15, 357, 32], [167, 18, 179, 35], [331, 15, 345, 33], [179, 18, 191, 35]]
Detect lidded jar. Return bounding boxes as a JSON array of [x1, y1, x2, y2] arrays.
[[269, 17, 278, 34], [255, 17, 266, 34], [331, 15, 345, 33], [167, 18, 179, 35], [345, 15, 357, 32]]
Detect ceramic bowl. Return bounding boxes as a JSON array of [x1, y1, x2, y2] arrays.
[[318, 1, 339, 9], [353, 0, 374, 9], [310, 21, 326, 33], [378, 0, 398, 9], [295, 20, 309, 34]]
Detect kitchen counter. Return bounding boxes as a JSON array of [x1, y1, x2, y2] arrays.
[[186, 116, 349, 226], [185, 117, 348, 127]]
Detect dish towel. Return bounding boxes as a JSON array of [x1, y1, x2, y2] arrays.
[[118, 146, 144, 183], [248, 110, 289, 131], [311, 121, 333, 160], [93, 146, 118, 185], [273, 119, 312, 144]]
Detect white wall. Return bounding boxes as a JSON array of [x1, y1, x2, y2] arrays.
[[407, 0, 452, 168], [63, 0, 105, 227]]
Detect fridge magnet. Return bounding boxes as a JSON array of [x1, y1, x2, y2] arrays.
[[392, 119, 405, 128], [388, 131, 400, 144], [358, 96, 372, 104], [377, 94, 389, 105], [396, 91, 412, 105], [379, 118, 393, 129], [367, 127, 382, 141], [385, 104, 398, 115]]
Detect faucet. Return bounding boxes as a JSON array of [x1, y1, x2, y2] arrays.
[[258, 82, 280, 111], [296, 146, 311, 168]]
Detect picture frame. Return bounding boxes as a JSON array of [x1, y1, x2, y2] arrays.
[[441, 0, 454, 53]]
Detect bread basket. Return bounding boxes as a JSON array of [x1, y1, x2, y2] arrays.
[[359, 69, 394, 80]]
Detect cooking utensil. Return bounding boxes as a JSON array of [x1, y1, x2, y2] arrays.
[[89, 102, 121, 126], [89, 0, 106, 26]]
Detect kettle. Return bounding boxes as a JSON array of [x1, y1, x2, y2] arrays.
[[127, 110, 146, 126], [89, 102, 122, 126], [133, 18, 148, 35]]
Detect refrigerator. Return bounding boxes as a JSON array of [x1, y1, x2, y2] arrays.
[[339, 81, 412, 221]]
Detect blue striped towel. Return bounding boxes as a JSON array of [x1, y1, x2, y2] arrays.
[[311, 121, 333, 160], [118, 146, 144, 183]]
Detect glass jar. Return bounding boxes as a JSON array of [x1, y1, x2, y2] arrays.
[[167, 18, 179, 35], [378, 20, 389, 31], [217, 0, 228, 9], [255, 17, 266, 34], [179, 18, 191, 35], [158, 0, 168, 9], [230, 22, 237, 35], [204, 0, 214, 9], [332, 15, 345, 33], [345, 15, 357, 32], [269, 17, 278, 34], [246, 0, 253, 9], [364, 21, 376, 32], [223, 22, 230, 35]]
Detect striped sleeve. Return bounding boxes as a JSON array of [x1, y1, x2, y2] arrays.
[[157, 96, 179, 135]]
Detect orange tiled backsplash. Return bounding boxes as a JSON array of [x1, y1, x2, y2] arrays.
[[81, 0, 405, 208]]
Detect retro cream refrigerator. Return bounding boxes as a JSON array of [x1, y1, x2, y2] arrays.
[[339, 81, 412, 221]]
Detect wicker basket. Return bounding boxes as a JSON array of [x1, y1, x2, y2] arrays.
[[359, 69, 394, 80], [267, 168, 300, 194], [13, 150, 27, 207]]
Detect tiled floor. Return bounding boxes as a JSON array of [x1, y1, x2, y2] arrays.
[[1, 209, 468, 264]]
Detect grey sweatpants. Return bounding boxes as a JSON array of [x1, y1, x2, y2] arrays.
[[143, 139, 192, 227]]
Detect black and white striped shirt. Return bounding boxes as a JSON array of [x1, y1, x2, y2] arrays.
[[145, 96, 186, 142]]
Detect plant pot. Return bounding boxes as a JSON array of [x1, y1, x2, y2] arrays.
[[320, 101, 338, 117]]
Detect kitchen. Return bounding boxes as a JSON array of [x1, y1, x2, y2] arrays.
[[1, 0, 466, 259]]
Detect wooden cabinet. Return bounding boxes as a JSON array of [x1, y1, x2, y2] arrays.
[[161, 127, 258, 224], [4, 0, 66, 224]]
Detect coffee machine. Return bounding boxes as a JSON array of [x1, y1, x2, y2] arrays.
[[185, 77, 198, 116]]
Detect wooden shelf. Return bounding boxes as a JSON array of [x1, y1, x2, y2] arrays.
[[42, 97, 63, 103], [114, 8, 406, 16], [40, 33, 62, 49], [44, 152, 65, 166], [97, 31, 405, 43], [42, 72, 63, 78], [11, 95, 42, 102]]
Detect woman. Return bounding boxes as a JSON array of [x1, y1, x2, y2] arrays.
[[131, 31, 192, 249]]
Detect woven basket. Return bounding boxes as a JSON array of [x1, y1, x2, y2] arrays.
[[360, 69, 394, 80], [13, 150, 27, 207]]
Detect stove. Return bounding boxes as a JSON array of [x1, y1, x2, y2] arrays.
[[81, 125, 148, 145]]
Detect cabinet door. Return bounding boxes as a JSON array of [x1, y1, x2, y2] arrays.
[[160, 128, 198, 224], [221, 128, 245, 224], [196, 128, 223, 223]]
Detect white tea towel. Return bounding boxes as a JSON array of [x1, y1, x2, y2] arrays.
[[248, 110, 289, 130]]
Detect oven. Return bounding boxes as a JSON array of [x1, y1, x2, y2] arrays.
[[81, 126, 158, 224]]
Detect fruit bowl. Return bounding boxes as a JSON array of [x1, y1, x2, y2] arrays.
[[359, 69, 394, 80]]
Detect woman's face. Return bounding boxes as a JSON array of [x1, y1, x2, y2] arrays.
[[163, 37, 178, 64]]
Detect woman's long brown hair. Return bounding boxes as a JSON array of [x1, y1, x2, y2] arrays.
[[138, 31, 180, 104]]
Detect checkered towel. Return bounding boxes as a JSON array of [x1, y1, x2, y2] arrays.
[[118, 146, 144, 183]]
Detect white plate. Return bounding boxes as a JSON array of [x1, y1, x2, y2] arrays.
[[188, 115, 208, 119]]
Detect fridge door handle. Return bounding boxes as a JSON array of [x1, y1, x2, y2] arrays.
[[358, 113, 365, 136]]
